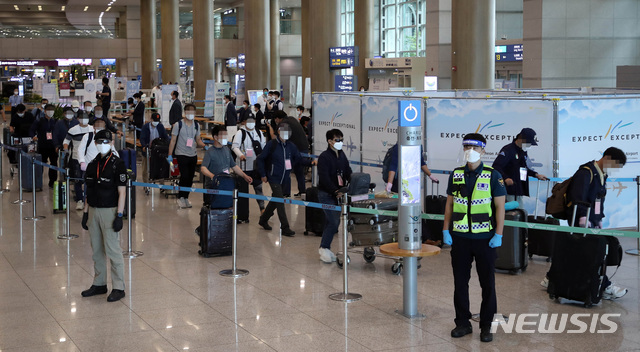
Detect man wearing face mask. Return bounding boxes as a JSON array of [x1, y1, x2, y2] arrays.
[[224, 95, 238, 137], [91, 105, 121, 137], [140, 113, 170, 183], [9, 104, 35, 141], [81, 129, 127, 303], [317, 129, 351, 263], [32, 99, 49, 120], [169, 90, 183, 126], [9, 88, 22, 110], [78, 117, 119, 172], [64, 112, 95, 210], [129, 92, 145, 132], [29, 103, 59, 188], [492, 128, 548, 208], [53, 106, 78, 151], [237, 100, 254, 124], [252, 103, 265, 131], [442, 133, 506, 343], [256, 122, 313, 236], [231, 116, 266, 221], [168, 104, 205, 209], [96, 77, 112, 118], [257, 88, 269, 114], [70, 100, 81, 116]]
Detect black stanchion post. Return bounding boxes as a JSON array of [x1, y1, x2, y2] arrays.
[[626, 176, 640, 256], [58, 168, 78, 240], [12, 151, 30, 205], [122, 177, 143, 258], [0, 144, 9, 193], [330, 192, 362, 302], [24, 155, 45, 221], [220, 189, 249, 277]]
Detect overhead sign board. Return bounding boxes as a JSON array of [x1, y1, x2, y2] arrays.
[[329, 46, 359, 68]]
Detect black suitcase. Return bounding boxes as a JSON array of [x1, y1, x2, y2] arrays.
[[198, 206, 233, 257], [547, 204, 608, 307], [423, 180, 446, 244], [528, 181, 558, 261], [349, 198, 397, 225], [149, 138, 170, 180], [495, 209, 528, 274], [20, 152, 43, 192], [304, 187, 325, 236], [123, 170, 136, 219], [348, 172, 371, 196]]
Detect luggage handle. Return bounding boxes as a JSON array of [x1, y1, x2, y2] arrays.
[[534, 180, 540, 217], [430, 178, 439, 196], [571, 201, 591, 235]]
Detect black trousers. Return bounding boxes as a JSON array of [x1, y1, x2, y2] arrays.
[[260, 182, 289, 230], [39, 146, 58, 186], [176, 155, 197, 199], [450, 235, 497, 329]]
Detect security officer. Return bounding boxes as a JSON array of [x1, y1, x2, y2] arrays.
[[492, 128, 548, 208], [80, 129, 128, 302], [442, 133, 506, 343]]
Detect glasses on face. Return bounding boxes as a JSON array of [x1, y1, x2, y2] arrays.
[[95, 139, 110, 145], [334, 139, 344, 143]]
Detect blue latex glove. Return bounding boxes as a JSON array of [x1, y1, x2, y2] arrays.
[[489, 234, 503, 248], [167, 155, 173, 163], [443, 230, 452, 245]]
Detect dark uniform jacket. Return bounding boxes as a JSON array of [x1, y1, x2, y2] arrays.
[[85, 152, 127, 208], [29, 116, 57, 151], [566, 161, 607, 226], [492, 141, 538, 197], [169, 99, 183, 126], [318, 146, 352, 196]]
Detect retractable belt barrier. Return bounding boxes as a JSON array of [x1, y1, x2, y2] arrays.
[[2, 142, 639, 240]]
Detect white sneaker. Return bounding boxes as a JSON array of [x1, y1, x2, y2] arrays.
[[177, 197, 187, 208], [540, 276, 549, 288], [319, 248, 335, 263], [185, 198, 193, 208], [603, 284, 628, 300], [75, 200, 84, 211]]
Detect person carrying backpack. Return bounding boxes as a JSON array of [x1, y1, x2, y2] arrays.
[[383, 143, 438, 193], [541, 147, 628, 300], [231, 117, 267, 222]]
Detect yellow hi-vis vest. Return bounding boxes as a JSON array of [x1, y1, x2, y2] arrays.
[[451, 166, 494, 233]]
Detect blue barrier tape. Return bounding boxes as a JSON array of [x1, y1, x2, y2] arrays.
[[0, 143, 20, 152], [131, 181, 233, 196], [31, 158, 66, 174]]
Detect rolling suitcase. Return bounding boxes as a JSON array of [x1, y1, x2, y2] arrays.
[[495, 208, 529, 274], [350, 198, 397, 225], [52, 181, 66, 214], [149, 139, 170, 180], [348, 222, 397, 247], [204, 174, 235, 209], [547, 204, 608, 307], [198, 206, 233, 257], [123, 170, 136, 219], [423, 180, 447, 244], [120, 148, 137, 180], [20, 151, 43, 192], [527, 181, 558, 261], [304, 187, 325, 236]]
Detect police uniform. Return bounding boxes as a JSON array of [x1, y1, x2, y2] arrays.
[[446, 163, 506, 332], [83, 137, 128, 299], [492, 141, 538, 200]]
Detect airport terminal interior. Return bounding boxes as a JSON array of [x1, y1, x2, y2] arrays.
[[1, 0, 640, 351]]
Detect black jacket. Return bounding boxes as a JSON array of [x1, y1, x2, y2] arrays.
[[256, 138, 308, 184], [225, 102, 237, 126], [318, 146, 352, 195], [169, 100, 182, 126], [492, 141, 538, 197], [29, 116, 57, 150], [85, 152, 128, 208], [567, 161, 607, 226], [284, 116, 309, 152], [10, 111, 35, 138], [132, 101, 145, 130]]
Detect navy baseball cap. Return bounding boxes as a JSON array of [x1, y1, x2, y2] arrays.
[[519, 128, 538, 146]]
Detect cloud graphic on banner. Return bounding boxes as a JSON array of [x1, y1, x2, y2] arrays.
[[362, 97, 396, 114]]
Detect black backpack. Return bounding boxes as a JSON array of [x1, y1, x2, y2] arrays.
[[232, 129, 263, 160]]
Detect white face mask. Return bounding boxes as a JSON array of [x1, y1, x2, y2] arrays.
[[97, 144, 111, 155], [94, 111, 103, 118], [85, 106, 92, 112], [521, 143, 531, 152], [243, 105, 248, 109], [41, 104, 46, 109], [151, 121, 159, 127], [72, 107, 78, 112], [246, 122, 255, 130], [46, 111, 55, 118], [13, 91, 18, 95], [80, 118, 89, 125], [333, 142, 343, 150], [280, 131, 289, 140], [17, 113, 24, 117], [464, 149, 482, 163], [217, 136, 228, 145], [95, 127, 104, 133], [65, 113, 74, 120], [186, 113, 195, 121]]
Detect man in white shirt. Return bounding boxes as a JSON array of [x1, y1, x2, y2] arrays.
[[231, 117, 266, 222], [64, 113, 95, 210], [78, 117, 119, 174], [256, 88, 269, 113]]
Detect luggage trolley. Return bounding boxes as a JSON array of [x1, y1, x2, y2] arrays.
[[334, 173, 421, 275]]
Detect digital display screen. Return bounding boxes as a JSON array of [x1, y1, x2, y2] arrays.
[[400, 145, 421, 205], [495, 44, 523, 61]]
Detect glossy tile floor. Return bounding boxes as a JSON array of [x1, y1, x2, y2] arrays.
[[0, 161, 639, 351]]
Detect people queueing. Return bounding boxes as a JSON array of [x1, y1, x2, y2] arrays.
[[231, 116, 267, 222], [168, 103, 206, 209], [64, 112, 94, 210], [78, 117, 119, 172], [442, 133, 506, 343], [256, 121, 313, 237], [131, 92, 145, 132], [270, 111, 310, 197], [29, 103, 59, 188], [317, 129, 352, 263], [492, 128, 548, 208], [53, 106, 79, 154], [96, 77, 112, 118], [140, 113, 170, 183], [80, 129, 127, 303]]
